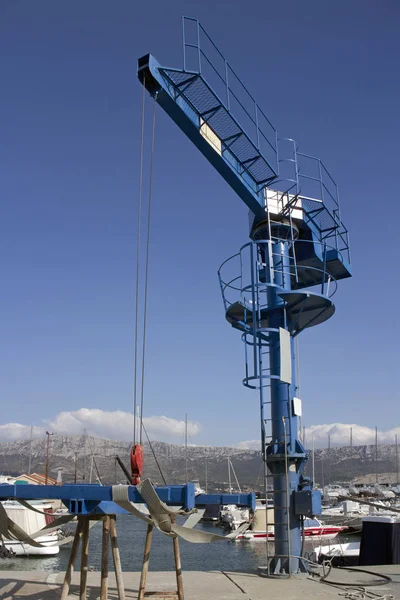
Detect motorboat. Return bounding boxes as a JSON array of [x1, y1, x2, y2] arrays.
[[1, 500, 59, 557], [220, 497, 272, 531], [323, 498, 400, 532], [235, 517, 345, 541], [311, 541, 360, 566], [220, 504, 250, 530], [311, 515, 400, 565], [322, 484, 349, 501]]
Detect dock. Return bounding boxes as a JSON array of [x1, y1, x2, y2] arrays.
[[1, 566, 399, 599]]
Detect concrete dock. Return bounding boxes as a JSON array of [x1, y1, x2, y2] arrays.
[[0, 566, 399, 599]]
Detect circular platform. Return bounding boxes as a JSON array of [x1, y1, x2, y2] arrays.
[[225, 291, 334, 335]]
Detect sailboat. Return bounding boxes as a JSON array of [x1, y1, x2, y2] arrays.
[[219, 458, 250, 530]]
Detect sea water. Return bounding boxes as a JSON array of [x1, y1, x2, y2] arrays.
[[0, 515, 358, 572]]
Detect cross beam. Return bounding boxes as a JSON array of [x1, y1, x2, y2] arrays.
[[0, 483, 255, 514]]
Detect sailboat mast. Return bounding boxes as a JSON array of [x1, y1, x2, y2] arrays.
[[312, 433, 315, 485], [83, 428, 87, 482], [228, 457, 232, 493], [185, 413, 188, 483], [205, 448, 208, 493], [375, 426, 378, 484], [28, 425, 33, 475]]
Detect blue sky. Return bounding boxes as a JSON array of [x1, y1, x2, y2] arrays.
[[0, 0, 399, 448]]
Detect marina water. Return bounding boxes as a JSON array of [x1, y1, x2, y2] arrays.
[[0, 514, 359, 573]]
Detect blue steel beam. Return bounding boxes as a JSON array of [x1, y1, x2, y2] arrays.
[[138, 54, 274, 217], [0, 484, 255, 513]]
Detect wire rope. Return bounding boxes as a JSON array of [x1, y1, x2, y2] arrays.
[[139, 94, 157, 446], [133, 75, 146, 445], [142, 420, 167, 485]]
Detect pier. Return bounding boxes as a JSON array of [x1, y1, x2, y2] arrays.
[[1, 566, 399, 599]]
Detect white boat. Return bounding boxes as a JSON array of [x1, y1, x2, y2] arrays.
[[321, 500, 369, 531], [193, 480, 206, 496], [219, 458, 250, 530], [2, 500, 59, 557], [311, 515, 400, 566], [235, 517, 345, 542], [322, 499, 400, 531], [311, 541, 360, 565], [322, 484, 349, 501], [0, 475, 16, 484], [220, 504, 250, 530], [373, 484, 396, 499], [5, 534, 60, 557]]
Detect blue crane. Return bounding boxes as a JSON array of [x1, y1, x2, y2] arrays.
[[138, 17, 351, 575]]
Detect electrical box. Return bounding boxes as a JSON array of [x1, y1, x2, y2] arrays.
[[294, 490, 322, 517]]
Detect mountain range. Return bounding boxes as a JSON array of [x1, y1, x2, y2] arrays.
[[0, 435, 398, 489]]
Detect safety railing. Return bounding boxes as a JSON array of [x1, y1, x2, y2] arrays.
[[267, 140, 350, 266], [218, 239, 340, 318], [181, 16, 278, 176]]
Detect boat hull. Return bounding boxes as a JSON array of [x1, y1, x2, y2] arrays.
[[4, 535, 60, 557], [235, 526, 344, 542]]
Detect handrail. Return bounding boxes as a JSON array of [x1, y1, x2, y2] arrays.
[[181, 16, 278, 165], [218, 239, 341, 312]]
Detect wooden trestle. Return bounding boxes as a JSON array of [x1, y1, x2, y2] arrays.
[[59, 514, 184, 600]]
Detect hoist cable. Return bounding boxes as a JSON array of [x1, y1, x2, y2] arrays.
[[139, 95, 157, 446], [133, 76, 146, 445], [142, 420, 167, 485]]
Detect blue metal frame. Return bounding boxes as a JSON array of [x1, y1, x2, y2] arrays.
[[138, 19, 350, 276], [0, 484, 255, 515], [137, 17, 352, 575]]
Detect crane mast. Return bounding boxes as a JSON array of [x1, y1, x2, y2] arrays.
[[138, 17, 351, 575]]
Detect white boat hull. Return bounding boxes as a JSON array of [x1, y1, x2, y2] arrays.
[[311, 541, 360, 565], [4, 535, 60, 557], [235, 525, 344, 542]]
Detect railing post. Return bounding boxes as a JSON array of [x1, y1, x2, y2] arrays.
[[322, 243, 327, 295], [250, 242, 258, 379], [318, 159, 324, 204]]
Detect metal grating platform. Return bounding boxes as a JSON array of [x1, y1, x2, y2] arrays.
[[160, 69, 277, 185]]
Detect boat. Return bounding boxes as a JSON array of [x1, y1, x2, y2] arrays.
[[201, 504, 220, 522], [311, 515, 400, 566], [321, 500, 369, 532], [1, 500, 60, 557], [235, 517, 345, 541], [219, 458, 251, 530], [311, 541, 360, 566], [321, 498, 400, 532], [220, 504, 250, 530], [193, 480, 206, 496], [322, 484, 349, 501], [0, 475, 16, 485]]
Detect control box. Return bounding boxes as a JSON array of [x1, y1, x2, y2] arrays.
[[294, 489, 322, 517]]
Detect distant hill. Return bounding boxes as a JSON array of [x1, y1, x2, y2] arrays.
[[0, 435, 398, 489], [0, 435, 263, 491]]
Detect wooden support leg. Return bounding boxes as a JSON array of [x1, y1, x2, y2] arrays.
[[138, 524, 153, 600], [60, 519, 83, 600], [109, 515, 126, 600], [79, 518, 90, 600], [101, 516, 110, 600], [171, 517, 184, 600]]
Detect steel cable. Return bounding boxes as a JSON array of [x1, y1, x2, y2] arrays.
[[139, 94, 157, 446], [133, 74, 146, 444]]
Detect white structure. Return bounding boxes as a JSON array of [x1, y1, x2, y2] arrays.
[[2, 501, 59, 557]]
